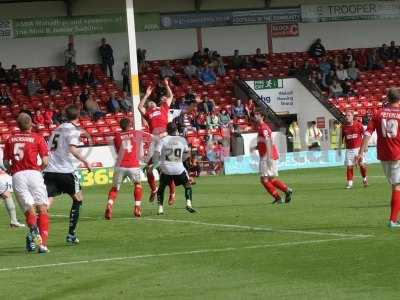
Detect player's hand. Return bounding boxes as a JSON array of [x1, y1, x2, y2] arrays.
[[355, 154, 363, 167], [163, 78, 170, 86], [145, 86, 153, 97], [266, 158, 273, 169], [83, 160, 92, 173]]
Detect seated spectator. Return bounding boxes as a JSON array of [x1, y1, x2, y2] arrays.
[[231, 99, 246, 119], [242, 56, 252, 69], [184, 87, 196, 105], [378, 43, 390, 61], [367, 49, 384, 70], [206, 112, 219, 130], [319, 56, 331, 75], [159, 60, 179, 85], [121, 62, 130, 94], [347, 61, 359, 81], [0, 87, 12, 105], [119, 91, 132, 112], [44, 103, 55, 125], [33, 110, 45, 125], [218, 109, 231, 128], [245, 99, 256, 120], [298, 61, 312, 78], [183, 60, 199, 79], [329, 79, 344, 97], [191, 51, 203, 67], [20, 103, 33, 118], [389, 41, 398, 60], [196, 112, 207, 130], [200, 96, 215, 114], [199, 65, 216, 86], [26, 74, 42, 96], [355, 49, 368, 70], [335, 64, 349, 82], [7, 64, 20, 84], [253, 48, 266, 68], [341, 79, 354, 96], [64, 42, 76, 68], [309, 38, 326, 58], [231, 50, 244, 70], [82, 68, 97, 87], [79, 88, 90, 106], [0, 62, 6, 83], [66, 65, 81, 86], [106, 92, 120, 113], [343, 48, 354, 68], [322, 70, 336, 89], [46, 73, 62, 95], [215, 56, 226, 77], [85, 95, 104, 121]]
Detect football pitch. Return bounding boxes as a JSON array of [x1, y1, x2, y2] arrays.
[[0, 164, 399, 299]]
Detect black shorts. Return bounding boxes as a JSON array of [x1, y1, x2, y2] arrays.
[[160, 171, 189, 187], [43, 172, 81, 197]]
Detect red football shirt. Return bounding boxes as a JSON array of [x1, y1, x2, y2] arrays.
[[145, 102, 169, 135], [4, 132, 48, 175], [114, 130, 149, 168], [257, 122, 279, 160], [342, 121, 364, 149], [366, 106, 400, 161]]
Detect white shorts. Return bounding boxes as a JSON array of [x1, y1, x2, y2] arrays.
[[382, 161, 400, 185], [345, 148, 365, 167], [12, 170, 48, 211], [0, 174, 12, 195], [259, 159, 278, 177], [113, 167, 141, 189]]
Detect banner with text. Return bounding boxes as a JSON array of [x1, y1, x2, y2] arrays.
[[301, 1, 400, 23], [271, 23, 299, 38]]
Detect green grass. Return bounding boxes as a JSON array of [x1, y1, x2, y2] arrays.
[[0, 164, 399, 299]]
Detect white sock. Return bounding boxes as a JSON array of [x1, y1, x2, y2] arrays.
[[348, 180, 353, 186], [186, 199, 192, 207], [135, 201, 141, 207], [363, 177, 368, 182], [4, 197, 18, 224]]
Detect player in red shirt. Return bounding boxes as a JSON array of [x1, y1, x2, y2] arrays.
[[105, 118, 147, 219], [3, 113, 50, 253], [340, 110, 368, 189], [356, 88, 400, 228], [138, 79, 176, 204], [252, 111, 293, 204]]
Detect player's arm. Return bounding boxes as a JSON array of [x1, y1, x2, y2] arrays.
[[356, 118, 375, 166], [3, 143, 11, 173], [41, 156, 49, 170], [138, 86, 153, 116], [69, 145, 91, 172], [265, 135, 273, 163], [337, 127, 343, 156], [163, 78, 173, 107]]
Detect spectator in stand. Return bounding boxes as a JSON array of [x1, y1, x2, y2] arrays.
[[160, 60, 179, 85], [306, 121, 322, 151], [215, 56, 226, 76], [347, 61, 360, 81], [183, 60, 199, 80], [121, 62, 130, 94], [19, 103, 33, 118], [79, 87, 90, 106], [319, 56, 331, 75], [120, 91, 132, 112], [85, 94, 104, 121], [137, 48, 147, 73], [367, 49, 384, 70], [322, 70, 335, 89], [343, 48, 354, 68], [82, 68, 97, 87], [46, 72, 62, 96], [0, 86, 12, 105], [201, 96, 215, 114], [191, 51, 203, 67], [26, 74, 42, 96], [231, 50, 244, 70], [245, 98, 256, 121], [231, 99, 246, 119], [7, 64, 20, 84], [329, 79, 344, 97], [356, 49, 368, 70], [341, 79, 354, 96], [253, 48, 266, 68], [206, 112, 219, 130], [184, 87, 196, 105], [196, 112, 207, 130], [218, 108, 231, 128], [298, 61, 312, 78], [0, 62, 6, 83], [64, 43, 76, 68], [378, 43, 391, 61], [99, 38, 114, 79], [389, 41, 398, 60], [199, 64, 216, 86], [44, 103, 55, 126], [106, 91, 120, 113], [309, 38, 326, 58], [66, 65, 81, 87], [335, 64, 349, 82], [33, 110, 45, 126]]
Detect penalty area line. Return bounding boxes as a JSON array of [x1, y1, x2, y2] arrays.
[[0, 236, 364, 272]]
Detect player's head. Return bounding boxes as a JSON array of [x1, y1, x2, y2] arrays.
[[386, 88, 400, 104], [119, 118, 131, 131], [147, 101, 157, 109], [65, 104, 80, 122], [167, 122, 177, 136], [17, 112, 32, 132], [254, 111, 264, 123], [345, 110, 354, 123]]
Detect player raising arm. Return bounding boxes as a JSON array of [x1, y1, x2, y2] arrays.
[[356, 88, 400, 228], [3, 113, 50, 253], [43, 105, 91, 244]]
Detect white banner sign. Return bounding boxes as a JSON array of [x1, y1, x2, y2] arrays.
[[301, 1, 400, 23], [0, 19, 13, 39]]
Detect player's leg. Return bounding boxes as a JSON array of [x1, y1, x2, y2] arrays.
[[168, 180, 176, 206], [156, 173, 168, 215], [268, 161, 293, 203], [345, 149, 354, 188], [129, 168, 143, 217], [259, 160, 282, 203], [177, 172, 196, 213], [1, 191, 25, 228], [105, 168, 123, 220], [383, 161, 400, 227], [146, 163, 158, 202], [66, 172, 83, 244], [360, 162, 368, 187], [36, 204, 49, 253]]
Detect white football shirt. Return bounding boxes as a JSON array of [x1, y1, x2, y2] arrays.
[[156, 135, 189, 175], [45, 123, 81, 173]]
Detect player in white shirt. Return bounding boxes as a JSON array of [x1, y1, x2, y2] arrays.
[[43, 105, 91, 245], [0, 170, 25, 228], [153, 123, 196, 215]]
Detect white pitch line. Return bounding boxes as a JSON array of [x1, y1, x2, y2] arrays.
[[50, 214, 372, 239], [0, 236, 364, 272]]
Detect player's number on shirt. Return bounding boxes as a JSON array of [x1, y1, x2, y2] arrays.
[[122, 140, 133, 153], [165, 148, 182, 162], [13, 143, 25, 161], [51, 134, 60, 151], [382, 119, 398, 139]]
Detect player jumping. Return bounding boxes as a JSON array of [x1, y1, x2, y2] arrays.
[[43, 105, 92, 244], [105, 118, 146, 219], [339, 110, 368, 189], [357, 88, 400, 228], [138, 79, 176, 205], [3, 113, 50, 253], [153, 123, 196, 215], [253, 111, 293, 204]]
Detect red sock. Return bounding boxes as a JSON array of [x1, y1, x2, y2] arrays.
[[24, 211, 37, 229], [260, 178, 280, 200], [37, 212, 49, 246], [168, 180, 176, 195], [271, 178, 288, 193], [107, 187, 118, 205], [147, 170, 157, 192], [360, 165, 367, 178], [390, 190, 400, 222], [346, 167, 354, 181], [134, 184, 143, 205]]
